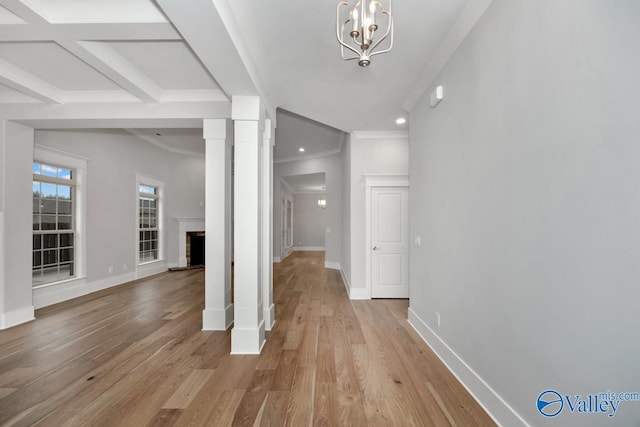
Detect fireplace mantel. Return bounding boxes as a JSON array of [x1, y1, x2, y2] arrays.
[[176, 217, 205, 268]]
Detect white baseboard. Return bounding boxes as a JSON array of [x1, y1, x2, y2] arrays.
[[264, 303, 275, 331], [339, 267, 351, 291], [34, 272, 136, 309], [347, 287, 370, 300], [407, 308, 528, 427], [339, 268, 369, 300], [272, 256, 281, 263], [0, 305, 35, 329], [293, 246, 325, 252], [324, 260, 341, 270], [34, 261, 168, 310], [136, 260, 168, 279]]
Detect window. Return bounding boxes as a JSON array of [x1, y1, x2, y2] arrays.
[[32, 161, 75, 286], [138, 183, 159, 263]]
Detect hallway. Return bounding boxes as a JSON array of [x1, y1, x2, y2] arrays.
[[0, 252, 494, 426]]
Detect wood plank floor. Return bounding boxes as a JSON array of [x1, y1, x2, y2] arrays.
[[0, 252, 495, 426]]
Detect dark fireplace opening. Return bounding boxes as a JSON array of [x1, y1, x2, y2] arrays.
[[186, 232, 205, 267]]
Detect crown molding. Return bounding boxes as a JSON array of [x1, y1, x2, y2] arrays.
[[352, 130, 408, 140]]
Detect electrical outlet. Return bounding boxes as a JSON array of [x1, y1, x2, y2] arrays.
[[436, 312, 441, 328], [414, 235, 422, 247]]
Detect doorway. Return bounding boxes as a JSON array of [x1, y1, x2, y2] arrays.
[[365, 175, 410, 298]]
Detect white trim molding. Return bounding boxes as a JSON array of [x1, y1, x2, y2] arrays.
[[175, 217, 205, 267], [352, 130, 409, 140], [0, 305, 35, 329], [34, 145, 89, 288], [408, 308, 528, 427], [34, 272, 134, 309], [324, 260, 341, 270], [274, 147, 343, 164], [293, 246, 325, 252]]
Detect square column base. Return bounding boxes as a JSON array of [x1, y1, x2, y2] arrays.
[[231, 322, 266, 354], [202, 304, 234, 330]]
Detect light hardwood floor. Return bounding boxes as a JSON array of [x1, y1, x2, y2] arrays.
[[0, 252, 495, 426]]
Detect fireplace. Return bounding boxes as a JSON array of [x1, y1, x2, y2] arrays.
[[186, 231, 205, 267], [175, 218, 205, 268]]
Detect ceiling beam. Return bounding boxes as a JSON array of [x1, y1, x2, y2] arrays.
[[0, 23, 181, 42], [59, 40, 163, 103], [0, 59, 63, 103], [0, 100, 231, 123], [0, 0, 49, 24], [155, 0, 276, 124]]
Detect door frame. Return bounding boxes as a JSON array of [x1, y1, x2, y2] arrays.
[[281, 195, 293, 259], [364, 174, 410, 298]]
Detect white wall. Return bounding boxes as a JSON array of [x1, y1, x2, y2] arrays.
[[33, 129, 205, 308], [348, 132, 408, 298], [408, 1, 640, 426], [273, 153, 343, 269], [292, 192, 325, 249], [0, 121, 35, 328]]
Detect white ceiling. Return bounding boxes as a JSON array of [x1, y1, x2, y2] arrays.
[[225, 0, 471, 132], [0, 0, 491, 159]]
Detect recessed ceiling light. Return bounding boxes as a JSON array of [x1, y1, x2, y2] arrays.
[[395, 117, 406, 125], [298, 147, 305, 152]]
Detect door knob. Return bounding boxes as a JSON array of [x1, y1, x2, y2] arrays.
[[372, 246, 381, 251]]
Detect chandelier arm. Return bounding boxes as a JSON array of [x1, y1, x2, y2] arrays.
[[341, 44, 361, 61], [337, 3, 363, 58], [368, 28, 393, 56], [367, 11, 392, 53]]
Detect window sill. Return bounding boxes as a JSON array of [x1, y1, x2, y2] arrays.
[[138, 259, 164, 267]]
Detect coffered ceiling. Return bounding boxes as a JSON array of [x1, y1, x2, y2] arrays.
[[0, 0, 492, 159]]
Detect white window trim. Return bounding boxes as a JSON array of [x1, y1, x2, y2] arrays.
[[135, 173, 164, 266], [33, 145, 88, 288]]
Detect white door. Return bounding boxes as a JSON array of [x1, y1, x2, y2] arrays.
[[371, 187, 409, 298]]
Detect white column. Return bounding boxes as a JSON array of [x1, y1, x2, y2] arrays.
[[262, 118, 275, 330], [0, 120, 35, 329], [202, 119, 233, 330], [231, 96, 265, 354]]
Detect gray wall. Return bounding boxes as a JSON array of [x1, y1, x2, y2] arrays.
[[348, 133, 408, 295], [293, 192, 325, 248], [408, 1, 640, 425], [35, 129, 205, 303], [273, 153, 343, 268]]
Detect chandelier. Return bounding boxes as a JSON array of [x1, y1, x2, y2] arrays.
[[336, 0, 393, 67]]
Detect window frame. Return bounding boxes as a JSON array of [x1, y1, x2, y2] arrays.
[[33, 146, 87, 288], [136, 174, 164, 265]]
